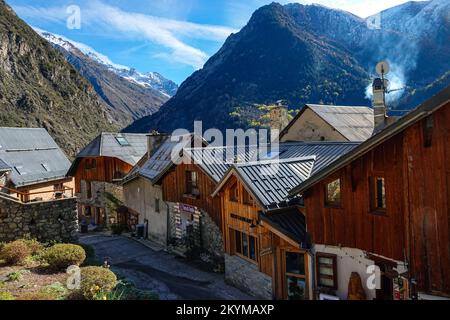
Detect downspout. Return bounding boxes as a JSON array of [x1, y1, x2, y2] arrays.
[[165, 200, 170, 248]]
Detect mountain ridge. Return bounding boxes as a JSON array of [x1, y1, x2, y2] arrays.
[[125, 0, 450, 134]]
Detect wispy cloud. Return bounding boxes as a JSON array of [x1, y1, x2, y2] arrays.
[[12, 1, 237, 69]]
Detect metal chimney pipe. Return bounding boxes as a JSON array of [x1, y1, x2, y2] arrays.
[[372, 78, 387, 131]]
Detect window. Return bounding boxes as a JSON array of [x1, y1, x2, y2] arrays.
[[86, 181, 92, 199], [115, 134, 130, 146], [84, 159, 97, 170], [370, 176, 386, 212], [233, 229, 257, 262], [316, 253, 337, 289], [325, 178, 341, 207], [155, 198, 160, 213], [242, 187, 254, 205], [285, 252, 307, 300], [230, 182, 239, 202], [185, 171, 199, 196]]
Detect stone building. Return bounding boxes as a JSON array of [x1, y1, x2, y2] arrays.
[[67, 133, 148, 227]]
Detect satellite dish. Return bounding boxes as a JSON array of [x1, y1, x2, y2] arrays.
[[376, 61, 390, 76]]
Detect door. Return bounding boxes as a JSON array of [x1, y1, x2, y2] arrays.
[[283, 251, 309, 300]]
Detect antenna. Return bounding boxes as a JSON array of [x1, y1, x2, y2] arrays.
[[376, 61, 390, 77]]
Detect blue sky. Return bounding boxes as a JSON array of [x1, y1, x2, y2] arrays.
[[7, 0, 414, 84]]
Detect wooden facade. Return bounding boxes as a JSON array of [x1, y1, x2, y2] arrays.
[[161, 162, 222, 229], [218, 174, 310, 300], [301, 100, 450, 296], [73, 156, 133, 193]]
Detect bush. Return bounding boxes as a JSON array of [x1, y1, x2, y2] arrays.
[[0, 291, 15, 300], [0, 240, 31, 265], [22, 239, 44, 256], [80, 266, 117, 300], [42, 244, 86, 271]]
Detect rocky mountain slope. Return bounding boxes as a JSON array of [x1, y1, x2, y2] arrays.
[[125, 0, 450, 134], [38, 31, 178, 127], [0, 0, 116, 157]]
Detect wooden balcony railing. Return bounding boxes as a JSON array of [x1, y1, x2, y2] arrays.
[[0, 185, 74, 203]]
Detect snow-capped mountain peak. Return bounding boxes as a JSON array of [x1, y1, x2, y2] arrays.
[[36, 28, 178, 97]]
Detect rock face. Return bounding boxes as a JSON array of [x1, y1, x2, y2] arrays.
[[125, 0, 450, 134], [0, 195, 78, 243], [0, 1, 116, 158], [38, 31, 178, 127]]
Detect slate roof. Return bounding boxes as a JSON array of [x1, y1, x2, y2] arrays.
[[75, 133, 148, 166], [0, 127, 71, 187], [0, 159, 11, 172], [260, 207, 309, 248], [289, 84, 450, 196], [281, 104, 374, 142]]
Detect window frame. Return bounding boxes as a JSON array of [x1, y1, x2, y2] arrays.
[[242, 187, 254, 206], [284, 251, 308, 300], [232, 229, 257, 263], [229, 182, 239, 202], [324, 178, 342, 208], [185, 170, 199, 196], [369, 175, 387, 214], [315, 253, 338, 290]]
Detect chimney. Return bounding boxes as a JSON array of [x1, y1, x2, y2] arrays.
[[372, 78, 388, 131], [147, 131, 168, 158], [270, 101, 289, 134]]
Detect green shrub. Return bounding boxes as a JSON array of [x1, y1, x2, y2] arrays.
[[6, 271, 22, 282], [40, 282, 68, 300], [0, 240, 31, 265], [21, 239, 44, 256], [0, 291, 15, 300], [42, 244, 86, 270], [80, 266, 117, 300]]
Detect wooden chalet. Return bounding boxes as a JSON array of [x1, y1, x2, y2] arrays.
[[288, 86, 450, 299], [212, 142, 359, 299], [67, 132, 148, 226], [0, 127, 74, 202]]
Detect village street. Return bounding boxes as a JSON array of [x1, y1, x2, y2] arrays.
[[79, 234, 252, 300]]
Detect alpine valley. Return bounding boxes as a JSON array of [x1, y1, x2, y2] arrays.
[[125, 0, 450, 134]]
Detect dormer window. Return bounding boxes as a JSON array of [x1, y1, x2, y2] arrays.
[[115, 134, 130, 146]]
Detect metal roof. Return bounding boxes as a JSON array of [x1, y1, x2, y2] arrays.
[[76, 132, 148, 166], [0, 127, 71, 187], [281, 104, 374, 142], [288, 85, 450, 196], [183, 145, 260, 183], [276, 141, 360, 175], [233, 157, 315, 208], [137, 134, 198, 184], [260, 207, 309, 248]]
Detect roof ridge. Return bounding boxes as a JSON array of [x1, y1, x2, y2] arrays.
[[235, 156, 316, 167]]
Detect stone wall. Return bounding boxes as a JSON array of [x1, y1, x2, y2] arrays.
[[0, 195, 78, 243], [225, 254, 272, 300], [200, 210, 224, 259]]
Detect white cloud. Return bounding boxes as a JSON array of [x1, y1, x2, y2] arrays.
[[12, 1, 237, 69]]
